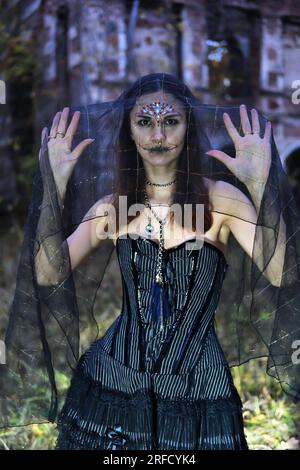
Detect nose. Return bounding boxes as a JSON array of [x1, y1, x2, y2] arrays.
[[151, 123, 165, 143]]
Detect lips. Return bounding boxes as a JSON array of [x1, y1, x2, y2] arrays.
[[148, 148, 171, 153], [143, 145, 175, 153]]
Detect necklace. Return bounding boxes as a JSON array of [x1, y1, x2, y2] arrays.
[[144, 198, 170, 238], [143, 187, 174, 332], [146, 178, 176, 187], [143, 189, 171, 284], [143, 177, 176, 239]]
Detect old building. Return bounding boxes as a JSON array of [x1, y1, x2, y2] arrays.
[[1, 0, 300, 212]]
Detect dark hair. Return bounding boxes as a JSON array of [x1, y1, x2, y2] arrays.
[[112, 73, 213, 235]]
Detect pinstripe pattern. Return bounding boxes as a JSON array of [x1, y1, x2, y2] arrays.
[[56, 235, 248, 450], [85, 236, 234, 400]]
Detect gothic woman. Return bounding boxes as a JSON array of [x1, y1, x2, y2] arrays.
[[1, 73, 299, 450]]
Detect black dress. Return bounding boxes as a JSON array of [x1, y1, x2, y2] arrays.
[[55, 236, 248, 450]]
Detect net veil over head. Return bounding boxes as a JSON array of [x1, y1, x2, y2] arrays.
[[1, 72, 300, 428]]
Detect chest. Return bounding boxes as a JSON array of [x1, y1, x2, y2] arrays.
[[114, 206, 229, 253]]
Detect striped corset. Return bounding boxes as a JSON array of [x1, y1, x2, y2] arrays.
[[98, 236, 229, 377], [56, 236, 249, 450]]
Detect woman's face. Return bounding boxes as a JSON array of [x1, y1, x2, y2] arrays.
[[129, 91, 187, 167]]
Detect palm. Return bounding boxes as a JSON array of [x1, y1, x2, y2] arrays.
[[206, 105, 272, 186], [39, 107, 94, 185]]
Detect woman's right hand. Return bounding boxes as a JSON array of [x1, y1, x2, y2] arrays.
[[39, 107, 94, 192]]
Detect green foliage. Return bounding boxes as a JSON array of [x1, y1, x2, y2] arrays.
[[0, 351, 298, 449], [232, 360, 300, 450], [15, 149, 38, 200], [0, 227, 299, 450], [0, 19, 39, 206], [0, 21, 36, 82]]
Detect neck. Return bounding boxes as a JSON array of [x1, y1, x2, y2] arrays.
[[144, 181, 176, 205], [143, 164, 177, 203]]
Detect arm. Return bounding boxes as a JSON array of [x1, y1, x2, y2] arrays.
[[35, 108, 101, 286], [214, 180, 286, 287], [206, 105, 287, 288], [66, 193, 114, 271], [35, 193, 114, 286]]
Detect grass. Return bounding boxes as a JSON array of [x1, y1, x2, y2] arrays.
[[0, 352, 299, 450], [232, 361, 300, 450], [0, 224, 299, 450]]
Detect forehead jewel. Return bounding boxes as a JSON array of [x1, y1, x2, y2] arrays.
[[141, 101, 175, 121]]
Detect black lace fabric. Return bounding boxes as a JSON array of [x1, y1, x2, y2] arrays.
[[55, 350, 248, 450], [0, 73, 300, 435]]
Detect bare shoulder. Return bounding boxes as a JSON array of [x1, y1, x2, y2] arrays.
[[84, 193, 116, 249], [212, 179, 253, 207], [202, 176, 216, 198], [202, 177, 230, 207], [202, 177, 231, 248], [203, 177, 235, 195], [86, 192, 115, 216], [209, 179, 257, 226], [97, 192, 115, 204], [202, 176, 215, 189], [202, 177, 235, 197], [205, 178, 245, 205]]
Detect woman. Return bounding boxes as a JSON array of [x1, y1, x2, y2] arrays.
[[1, 73, 299, 450]]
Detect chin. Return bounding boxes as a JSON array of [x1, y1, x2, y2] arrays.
[[150, 149, 180, 158], [148, 154, 179, 164]]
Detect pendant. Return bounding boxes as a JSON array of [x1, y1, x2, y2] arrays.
[[145, 215, 159, 236], [145, 223, 155, 235]]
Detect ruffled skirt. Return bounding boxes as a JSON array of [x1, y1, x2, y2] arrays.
[[55, 344, 248, 450]]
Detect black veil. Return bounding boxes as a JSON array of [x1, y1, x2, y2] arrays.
[[1, 73, 300, 429]]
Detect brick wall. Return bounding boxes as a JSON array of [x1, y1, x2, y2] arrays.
[[1, 0, 300, 211]]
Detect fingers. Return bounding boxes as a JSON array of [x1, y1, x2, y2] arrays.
[[251, 108, 260, 135], [57, 107, 69, 137], [70, 138, 94, 161], [263, 121, 272, 142], [223, 112, 240, 143], [49, 112, 61, 138], [64, 110, 81, 141], [240, 104, 252, 135], [49, 108, 82, 143]]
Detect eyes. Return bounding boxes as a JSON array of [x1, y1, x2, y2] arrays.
[[136, 117, 179, 127]]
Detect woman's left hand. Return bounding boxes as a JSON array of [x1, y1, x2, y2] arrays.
[[206, 104, 272, 187]]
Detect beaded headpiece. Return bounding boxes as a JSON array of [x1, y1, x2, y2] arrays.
[[141, 101, 175, 123]]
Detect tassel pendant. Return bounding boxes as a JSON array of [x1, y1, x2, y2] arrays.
[[150, 280, 172, 331], [143, 187, 174, 330]]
